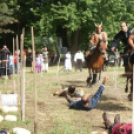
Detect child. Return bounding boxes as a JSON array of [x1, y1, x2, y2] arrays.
[[9, 53, 13, 74], [14, 51, 18, 74], [35, 53, 42, 73]]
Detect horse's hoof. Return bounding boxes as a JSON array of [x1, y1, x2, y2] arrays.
[[89, 84, 92, 88], [87, 83, 91, 87], [125, 88, 128, 93], [128, 94, 133, 101], [92, 81, 97, 85], [89, 85, 92, 88]]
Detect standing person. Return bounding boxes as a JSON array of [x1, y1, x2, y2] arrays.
[[0, 45, 11, 79], [64, 51, 72, 71], [9, 53, 13, 74], [42, 47, 49, 72], [35, 52, 42, 73], [114, 48, 120, 67], [14, 51, 18, 74], [111, 22, 133, 67], [18, 50, 21, 73], [30, 53, 34, 73], [74, 50, 85, 72]]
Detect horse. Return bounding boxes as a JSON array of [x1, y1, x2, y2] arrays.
[[86, 40, 107, 87], [85, 22, 108, 87], [124, 51, 134, 101]]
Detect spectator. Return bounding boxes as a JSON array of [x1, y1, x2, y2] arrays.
[[14, 51, 18, 74], [64, 51, 72, 71], [42, 47, 49, 72], [114, 48, 120, 67], [0, 45, 11, 79], [35, 52, 42, 73], [74, 50, 85, 72], [9, 53, 13, 74]]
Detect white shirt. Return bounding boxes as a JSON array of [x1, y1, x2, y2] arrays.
[[35, 57, 42, 65], [74, 52, 85, 62]]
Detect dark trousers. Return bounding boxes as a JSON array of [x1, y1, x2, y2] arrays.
[[75, 59, 82, 71], [14, 63, 17, 73], [123, 55, 129, 66]]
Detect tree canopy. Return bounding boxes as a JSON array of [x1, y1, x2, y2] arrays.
[[1, 0, 134, 53]]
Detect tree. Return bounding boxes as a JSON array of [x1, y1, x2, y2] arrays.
[[0, 0, 19, 48], [1, 0, 134, 53], [39, 0, 134, 53], [0, 0, 19, 35]]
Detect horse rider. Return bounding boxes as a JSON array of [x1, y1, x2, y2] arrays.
[[85, 22, 108, 74], [86, 22, 108, 58], [111, 21, 133, 67]]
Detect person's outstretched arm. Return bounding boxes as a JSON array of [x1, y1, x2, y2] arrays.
[[89, 77, 108, 109], [66, 94, 74, 104]]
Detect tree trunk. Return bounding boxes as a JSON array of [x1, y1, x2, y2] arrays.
[[66, 28, 72, 49], [66, 28, 79, 55], [72, 29, 79, 54]]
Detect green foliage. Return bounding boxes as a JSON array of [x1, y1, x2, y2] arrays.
[[1, 0, 134, 53], [0, 0, 19, 34]]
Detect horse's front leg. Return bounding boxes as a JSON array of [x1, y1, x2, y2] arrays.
[[125, 75, 130, 93], [131, 76, 133, 94], [92, 71, 98, 85], [86, 68, 93, 87], [128, 77, 133, 101]]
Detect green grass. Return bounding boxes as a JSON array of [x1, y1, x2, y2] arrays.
[[0, 66, 132, 134]]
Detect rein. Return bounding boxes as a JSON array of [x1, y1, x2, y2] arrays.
[[98, 39, 107, 55]]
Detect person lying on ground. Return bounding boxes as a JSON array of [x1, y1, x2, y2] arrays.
[[102, 112, 132, 134], [53, 85, 84, 97], [65, 76, 108, 110]]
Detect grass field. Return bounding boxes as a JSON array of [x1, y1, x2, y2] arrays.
[[0, 66, 132, 134]]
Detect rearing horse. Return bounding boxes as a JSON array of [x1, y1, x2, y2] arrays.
[[86, 22, 108, 87]]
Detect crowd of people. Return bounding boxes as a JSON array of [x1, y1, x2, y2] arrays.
[[0, 46, 50, 78], [0, 44, 86, 80], [0, 45, 23, 79]]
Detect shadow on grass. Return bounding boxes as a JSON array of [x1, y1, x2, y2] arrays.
[[66, 80, 85, 84], [97, 102, 132, 112]]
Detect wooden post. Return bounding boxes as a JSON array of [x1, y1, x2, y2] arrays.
[[16, 35, 19, 95], [31, 26, 37, 134], [21, 27, 25, 121], [13, 38, 15, 93]]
